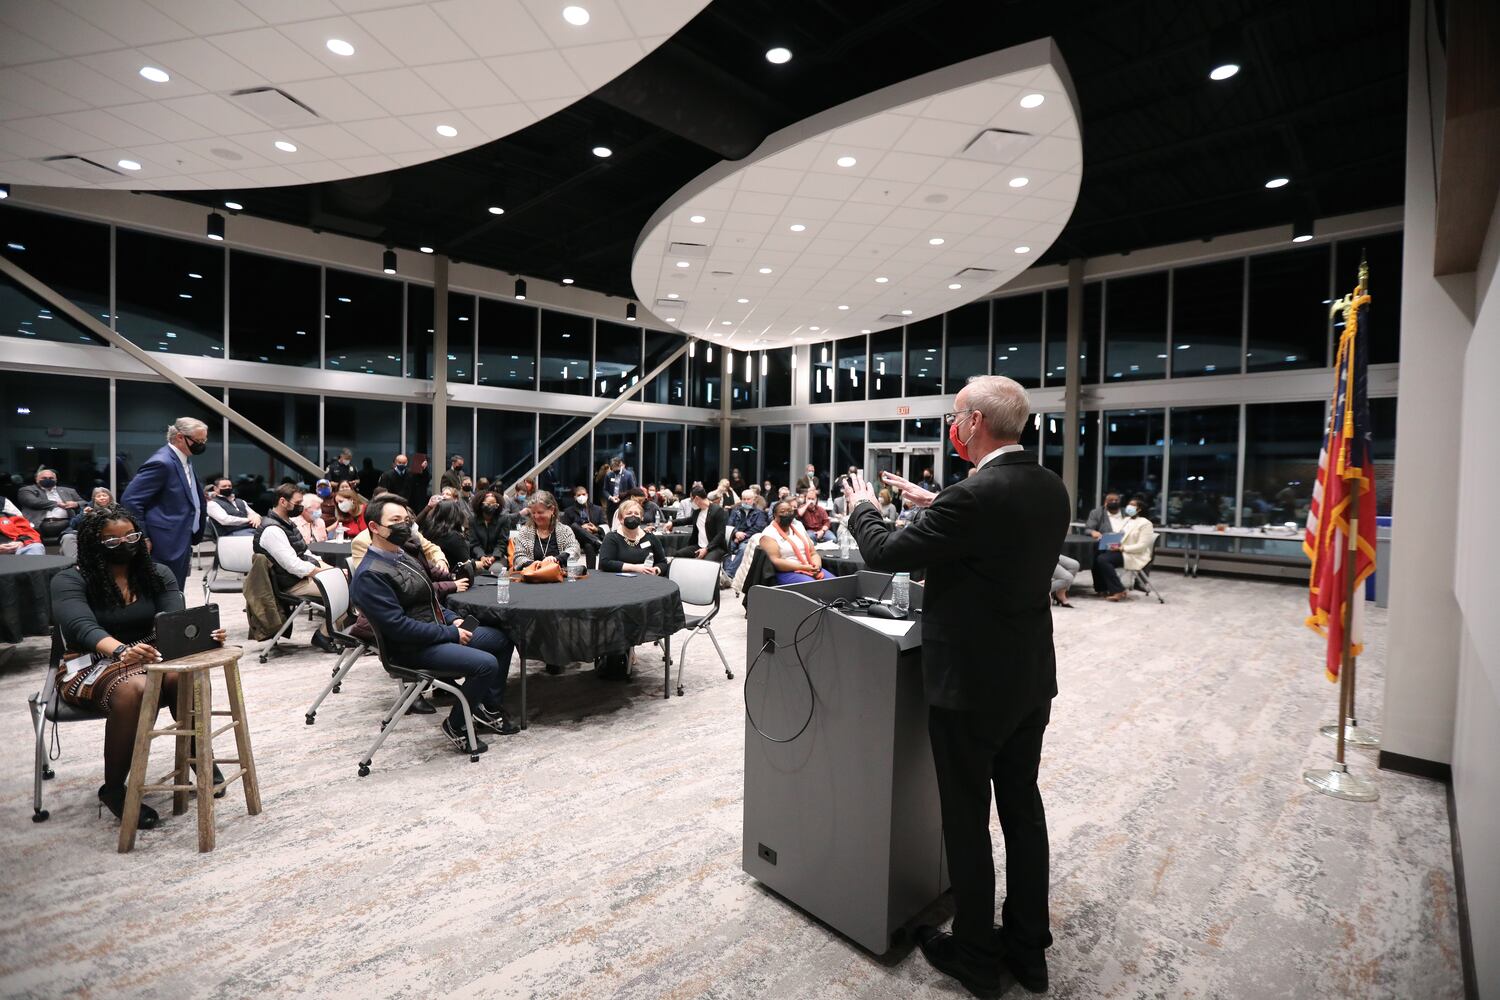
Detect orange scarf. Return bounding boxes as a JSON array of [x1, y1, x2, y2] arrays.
[[773, 521, 814, 566]]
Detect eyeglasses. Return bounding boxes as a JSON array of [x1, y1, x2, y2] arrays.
[[100, 531, 143, 548], [943, 408, 975, 425]]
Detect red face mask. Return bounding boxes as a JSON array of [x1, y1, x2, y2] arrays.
[[949, 415, 973, 463]]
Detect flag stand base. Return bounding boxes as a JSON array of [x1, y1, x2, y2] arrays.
[[1303, 762, 1379, 802], [1320, 718, 1380, 749]]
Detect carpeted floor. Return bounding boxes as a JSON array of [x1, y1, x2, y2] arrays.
[[0, 570, 1464, 999]]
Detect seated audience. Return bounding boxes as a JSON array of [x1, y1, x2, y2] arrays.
[[1052, 555, 1079, 607], [312, 478, 335, 511], [795, 487, 835, 542], [51, 505, 227, 830], [916, 467, 939, 492], [468, 490, 513, 564], [1085, 492, 1125, 540], [599, 499, 669, 574], [674, 485, 728, 563], [67, 487, 115, 532], [18, 467, 83, 543], [440, 454, 467, 492], [206, 478, 260, 537], [879, 487, 899, 522], [253, 484, 336, 651], [1092, 495, 1157, 601], [562, 485, 607, 558], [295, 493, 329, 545], [512, 490, 579, 569], [331, 484, 367, 536], [351, 495, 518, 747], [504, 479, 535, 516], [758, 500, 837, 585], [795, 464, 820, 494], [418, 497, 486, 575], [1, 496, 46, 555], [725, 489, 770, 575]]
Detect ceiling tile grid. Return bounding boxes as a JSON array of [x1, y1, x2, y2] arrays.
[[0, 0, 710, 188], [632, 56, 1080, 349]]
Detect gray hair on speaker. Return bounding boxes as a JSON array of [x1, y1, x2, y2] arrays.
[[964, 375, 1031, 440], [166, 417, 208, 443]]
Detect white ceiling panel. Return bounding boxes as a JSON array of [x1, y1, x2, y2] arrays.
[[632, 40, 1081, 349], [2, 0, 708, 189]]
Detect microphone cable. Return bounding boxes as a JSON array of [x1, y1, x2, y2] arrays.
[[743, 600, 839, 744]]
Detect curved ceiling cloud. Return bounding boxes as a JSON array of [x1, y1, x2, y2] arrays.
[[632, 39, 1081, 348], [0, 0, 709, 190]]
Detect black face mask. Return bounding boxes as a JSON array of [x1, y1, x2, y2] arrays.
[[483, 504, 500, 515], [623, 515, 642, 530], [776, 514, 795, 529], [104, 543, 138, 564], [220, 490, 234, 499], [1105, 501, 1120, 512], [38, 479, 56, 489], [185, 438, 207, 456], [383, 523, 413, 547], [394, 465, 407, 475]]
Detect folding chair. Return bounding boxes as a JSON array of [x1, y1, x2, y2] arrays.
[[669, 557, 734, 697], [356, 615, 482, 776], [1125, 534, 1167, 604], [304, 568, 370, 725], [27, 627, 107, 822], [203, 534, 254, 604], [260, 566, 341, 663]]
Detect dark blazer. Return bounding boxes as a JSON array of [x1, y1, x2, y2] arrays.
[[16, 483, 84, 525], [848, 450, 1069, 712], [674, 503, 728, 560], [120, 444, 204, 565]]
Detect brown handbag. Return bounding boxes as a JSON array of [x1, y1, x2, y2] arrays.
[[518, 559, 566, 583]]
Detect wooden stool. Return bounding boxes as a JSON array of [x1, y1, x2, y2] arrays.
[[118, 645, 262, 853]]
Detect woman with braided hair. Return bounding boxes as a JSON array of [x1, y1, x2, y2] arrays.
[[49, 504, 225, 831]]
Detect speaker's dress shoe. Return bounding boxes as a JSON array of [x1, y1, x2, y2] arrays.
[[914, 925, 1002, 999]]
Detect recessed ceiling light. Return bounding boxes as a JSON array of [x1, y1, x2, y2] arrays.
[[1291, 233, 1313, 243], [809, 325, 820, 331], [139, 66, 170, 83], [836, 155, 857, 168], [1265, 177, 1289, 189], [435, 124, 458, 138], [188, 272, 202, 279], [1210, 63, 1240, 81], [666, 293, 680, 299], [861, 328, 871, 334], [900, 309, 913, 316], [789, 223, 806, 232], [675, 260, 690, 268], [948, 282, 962, 290], [758, 267, 772, 274], [689, 214, 706, 224], [326, 38, 354, 56], [274, 140, 297, 153], [736, 297, 749, 304], [1014, 245, 1031, 253], [875, 276, 889, 283], [721, 320, 732, 326], [488, 205, 504, 215], [666, 316, 677, 322], [765, 47, 792, 64], [562, 277, 574, 284], [562, 5, 590, 26], [837, 304, 849, 310], [117, 159, 141, 171], [1019, 93, 1045, 108], [224, 200, 243, 211], [419, 246, 434, 254], [592, 145, 613, 158]]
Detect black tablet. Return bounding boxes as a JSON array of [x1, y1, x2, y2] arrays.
[[155, 605, 220, 661]]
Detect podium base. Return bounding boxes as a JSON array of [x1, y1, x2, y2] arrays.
[[1302, 762, 1379, 801], [1319, 720, 1380, 748]]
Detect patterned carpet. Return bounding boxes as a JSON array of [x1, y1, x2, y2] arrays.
[[0, 571, 1464, 999]]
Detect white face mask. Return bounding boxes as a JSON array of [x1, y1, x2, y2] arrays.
[[575, 495, 587, 505], [337, 499, 353, 513], [1125, 505, 1138, 517]]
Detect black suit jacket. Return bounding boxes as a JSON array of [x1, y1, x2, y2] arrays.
[[849, 450, 1069, 712], [673, 504, 728, 559]]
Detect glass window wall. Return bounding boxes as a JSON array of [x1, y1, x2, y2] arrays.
[[538, 414, 590, 498], [835, 335, 867, 402], [642, 421, 684, 491], [1246, 245, 1330, 372], [870, 328, 903, 399], [761, 425, 790, 493], [324, 397, 402, 495], [993, 293, 1042, 388], [324, 269, 402, 376], [730, 349, 759, 409], [478, 297, 537, 389], [1167, 406, 1238, 525], [0, 204, 110, 346], [1242, 401, 1323, 527], [476, 409, 535, 491], [228, 251, 319, 367], [116, 229, 224, 359], [1171, 259, 1244, 377], [1104, 272, 1167, 381], [905, 317, 942, 396], [686, 425, 720, 486], [0, 370, 110, 496], [1102, 409, 1165, 519], [539, 309, 591, 395], [810, 340, 834, 403], [595, 320, 641, 398], [642, 330, 687, 404], [763, 348, 793, 407]]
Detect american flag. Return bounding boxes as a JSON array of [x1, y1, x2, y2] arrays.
[[1303, 285, 1378, 681]]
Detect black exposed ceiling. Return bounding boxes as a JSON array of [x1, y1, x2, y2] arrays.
[[165, 0, 1409, 300]]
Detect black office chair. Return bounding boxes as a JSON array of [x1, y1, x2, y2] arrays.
[[356, 614, 483, 776]]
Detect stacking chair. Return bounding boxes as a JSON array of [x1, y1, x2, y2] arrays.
[[27, 627, 106, 823], [668, 557, 734, 697], [1124, 534, 1167, 604], [356, 615, 483, 776], [203, 534, 254, 603], [303, 568, 370, 725], [260, 566, 342, 663]]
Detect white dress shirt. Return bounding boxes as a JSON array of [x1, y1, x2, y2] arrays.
[[974, 443, 1025, 469], [260, 515, 320, 578], [694, 505, 708, 549], [172, 443, 202, 523]]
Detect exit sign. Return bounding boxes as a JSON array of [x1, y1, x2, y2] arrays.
[[896, 406, 910, 415]]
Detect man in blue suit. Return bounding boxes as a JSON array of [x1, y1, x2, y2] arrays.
[[122, 417, 209, 589]]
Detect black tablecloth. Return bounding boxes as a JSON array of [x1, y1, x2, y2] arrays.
[[448, 573, 686, 665], [657, 529, 700, 556], [820, 549, 865, 578], [310, 541, 353, 569], [0, 555, 74, 644], [1061, 533, 1097, 573]]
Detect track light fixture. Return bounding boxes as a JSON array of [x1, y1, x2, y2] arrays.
[[206, 212, 224, 241], [1291, 215, 1314, 243], [514, 278, 527, 300], [626, 302, 637, 322], [382, 249, 397, 274]]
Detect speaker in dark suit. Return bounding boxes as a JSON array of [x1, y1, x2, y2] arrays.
[[672, 485, 728, 562], [846, 376, 1069, 996]]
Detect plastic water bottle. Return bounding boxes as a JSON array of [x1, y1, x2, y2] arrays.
[[642, 551, 654, 574], [839, 524, 851, 559], [495, 574, 510, 605], [567, 549, 584, 581], [891, 572, 910, 617]]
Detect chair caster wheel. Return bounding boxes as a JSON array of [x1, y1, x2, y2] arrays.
[[357, 764, 370, 777], [726, 671, 735, 680], [305, 713, 315, 725], [43, 766, 55, 780], [33, 809, 49, 822], [330, 666, 340, 677], [259, 655, 268, 664], [469, 754, 480, 763], [332, 683, 341, 694], [676, 685, 684, 697]]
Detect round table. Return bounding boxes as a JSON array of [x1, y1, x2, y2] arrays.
[[448, 572, 687, 726], [657, 529, 700, 557], [310, 540, 352, 569], [819, 548, 865, 578], [0, 554, 74, 644]]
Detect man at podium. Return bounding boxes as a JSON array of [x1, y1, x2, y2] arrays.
[[844, 375, 1070, 996]]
